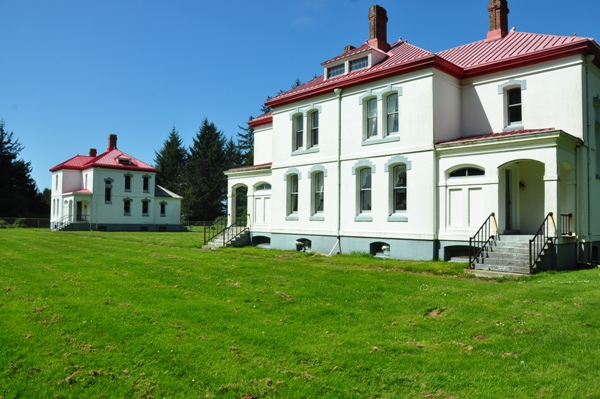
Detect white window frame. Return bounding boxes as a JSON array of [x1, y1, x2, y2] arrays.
[[498, 79, 526, 131], [104, 178, 113, 204], [160, 201, 167, 217], [288, 174, 299, 217], [124, 173, 132, 192], [312, 171, 324, 215], [123, 198, 132, 216], [385, 92, 399, 136], [292, 114, 303, 151], [359, 85, 403, 144], [141, 199, 150, 216], [309, 111, 319, 148]]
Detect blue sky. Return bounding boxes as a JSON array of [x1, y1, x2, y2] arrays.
[[1, 0, 598, 190]]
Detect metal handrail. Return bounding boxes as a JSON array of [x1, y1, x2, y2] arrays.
[[219, 219, 249, 247], [51, 215, 71, 231], [529, 212, 555, 273], [560, 213, 572, 236], [204, 218, 228, 244], [204, 216, 246, 245], [469, 213, 498, 268]]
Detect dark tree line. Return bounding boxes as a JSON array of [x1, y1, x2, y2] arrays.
[[154, 118, 253, 222], [0, 119, 49, 217]]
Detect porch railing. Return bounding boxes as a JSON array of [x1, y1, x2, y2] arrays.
[[529, 212, 555, 273], [76, 215, 90, 222], [469, 213, 498, 268], [51, 215, 71, 231], [218, 219, 249, 247], [204, 216, 246, 245], [560, 213, 572, 236]]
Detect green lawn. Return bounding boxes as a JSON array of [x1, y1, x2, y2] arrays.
[[1, 229, 599, 398]]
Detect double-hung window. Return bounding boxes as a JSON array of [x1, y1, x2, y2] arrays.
[[104, 179, 113, 203], [366, 98, 378, 138], [392, 165, 407, 212], [293, 115, 303, 151], [386, 93, 399, 135], [160, 202, 166, 217], [289, 175, 299, 215], [124, 175, 132, 191], [143, 176, 150, 192], [507, 88, 522, 125], [313, 172, 324, 214], [309, 112, 319, 148], [123, 199, 131, 215], [142, 200, 149, 216], [359, 168, 372, 212]]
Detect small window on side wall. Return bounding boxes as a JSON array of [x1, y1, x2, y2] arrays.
[[507, 88, 522, 125], [143, 176, 150, 192], [124, 175, 132, 191], [288, 174, 299, 215], [392, 165, 407, 212], [160, 202, 166, 217], [309, 111, 319, 148], [292, 114, 303, 151], [359, 168, 372, 213], [313, 172, 324, 214], [386, 93, 399, 136], [366, 98, 378, 139]]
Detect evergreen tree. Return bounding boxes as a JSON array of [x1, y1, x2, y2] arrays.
[[224, 137, 242, 169], [236, 116, 254, 167], [0, 119, 47, 216], [154, 127, 188, 195], [184, 119, 228, 221]]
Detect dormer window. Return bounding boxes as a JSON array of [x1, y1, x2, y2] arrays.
[[327, 64, 345, 78], [118, 157, 132, 165], [350, 57, 368, 72]]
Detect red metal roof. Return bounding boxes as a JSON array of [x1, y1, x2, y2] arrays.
[[264, 31, 600, 109], [50, 148, 157, 173], [266, 40, 438, 108], [436, 128, 559, 145], [248, 111, 273, 127], [72, 189, 92, 194]]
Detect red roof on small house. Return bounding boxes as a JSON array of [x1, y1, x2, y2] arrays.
[[50, 148, 157, 173]]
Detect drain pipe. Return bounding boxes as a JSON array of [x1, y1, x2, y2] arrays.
[[584, 54, 595, 261], [330, 87, 344, 256]]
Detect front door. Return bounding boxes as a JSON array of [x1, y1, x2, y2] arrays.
[[76, 201, 82, 221]]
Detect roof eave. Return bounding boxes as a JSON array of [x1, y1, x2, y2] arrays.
[[266, 55, 449, 108], [462, 40, 597, 79], [248, 116, 273, 128]]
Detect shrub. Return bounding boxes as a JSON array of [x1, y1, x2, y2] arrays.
[[0, 219, 7, 228], [12, 217, 28, 228]]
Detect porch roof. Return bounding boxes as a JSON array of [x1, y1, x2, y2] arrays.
[[435, 128, 576, 147]]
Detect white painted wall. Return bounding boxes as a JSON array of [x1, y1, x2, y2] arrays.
[[253, 124, 273, 165]]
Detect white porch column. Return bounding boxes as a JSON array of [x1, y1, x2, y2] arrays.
[[544, 173, 559, 237]]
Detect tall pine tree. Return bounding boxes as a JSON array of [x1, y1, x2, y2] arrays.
[[154, 127, 188, 195], [184, 119, 228, 221], [236, 116, 254, 167], [0, 119, 47, 216]]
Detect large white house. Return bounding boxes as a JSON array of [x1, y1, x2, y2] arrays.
[[226, 0, 600, 272], [50, 134, 184, 231]]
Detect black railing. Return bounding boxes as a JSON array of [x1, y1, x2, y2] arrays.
[[218, 219, 249, 247], [76, 215, 90, 222], [529, 212, 555, 273], [469, 213, 497, 268], [51, 215, 71, 231], [204, 218, 229, 245], [560, 213, 572, 236]]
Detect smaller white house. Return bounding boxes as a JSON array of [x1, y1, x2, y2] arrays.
[[50, 134, 184, 232]]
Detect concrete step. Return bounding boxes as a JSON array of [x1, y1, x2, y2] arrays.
[[466, 269, 533, 278], [472, 263, 531, 274]]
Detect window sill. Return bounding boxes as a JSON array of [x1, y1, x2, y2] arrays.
[[362, 135, 400, 146], [291, 147, 319, 156], [124, 213, 131, 216], [387, 214, 408, 222], [160, 214, 166, 217], [125, 189, 131, 192], [354, 214, 372, 222], [143, 190, 150, 193], [285, 215, 299, 221], [503, 124, 523, 132], [142, 214, 149, 217], [105, 201, 112, 204], [310, 215, 325, 221]]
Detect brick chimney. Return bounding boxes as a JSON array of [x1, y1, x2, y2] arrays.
[[108, 134, 117, 150], [487, 0, 509, 41], [89, 148, 97, 157], [344, 45, 356, 53], [368, 5, 390, 52]]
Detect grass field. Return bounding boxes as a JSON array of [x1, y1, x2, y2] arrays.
[[1, 229, 600, 398]]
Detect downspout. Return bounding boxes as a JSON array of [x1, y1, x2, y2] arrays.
[[334, 87, 343, 254], [584, 54, 595, 261]]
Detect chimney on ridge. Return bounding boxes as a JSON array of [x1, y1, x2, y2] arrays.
[[368, 5, 390, 52], [487, 0, 509, 41], [344, 45, 356, 53], [89, 148, 97, 157], [108, 134, 117, 151]]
